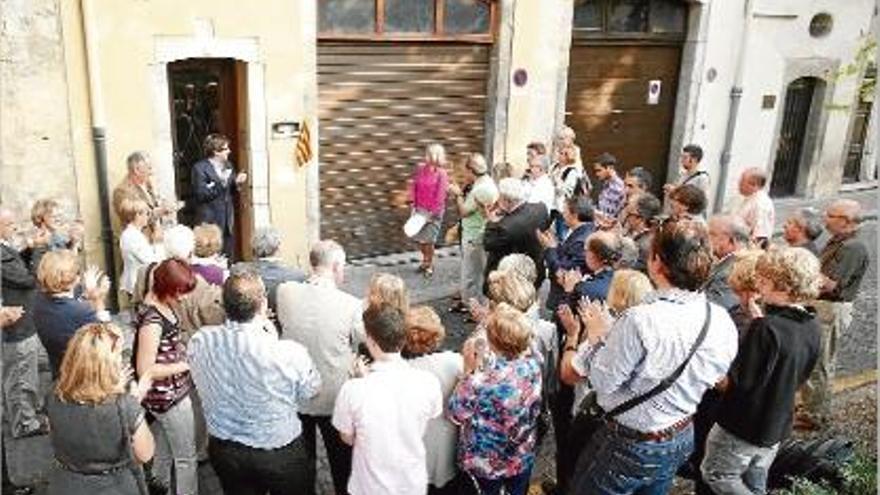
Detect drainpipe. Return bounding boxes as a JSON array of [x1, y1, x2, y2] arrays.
[[714, 0, 755, 213], [80, 0, 118, 310]]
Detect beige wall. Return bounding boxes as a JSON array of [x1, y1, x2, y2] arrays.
[[495, 0, 574, 178], [61, 0, 315, 269]]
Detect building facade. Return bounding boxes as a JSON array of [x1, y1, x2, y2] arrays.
[[0, 0, 876, 271]]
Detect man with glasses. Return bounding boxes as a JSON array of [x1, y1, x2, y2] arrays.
[[800, 199, 869, 428], [664, 144, 709, 200], [191, 133, 248, 259]]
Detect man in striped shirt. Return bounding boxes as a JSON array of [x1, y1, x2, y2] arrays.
[[188, 268, 321, 495]]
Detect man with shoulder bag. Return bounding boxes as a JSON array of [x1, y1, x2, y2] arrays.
[[561, 217, 738, 494]]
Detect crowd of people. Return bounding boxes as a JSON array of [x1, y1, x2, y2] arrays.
[[0, 128, 872, 495]]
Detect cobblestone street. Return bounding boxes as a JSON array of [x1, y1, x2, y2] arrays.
[[6, 191, 877, 494]]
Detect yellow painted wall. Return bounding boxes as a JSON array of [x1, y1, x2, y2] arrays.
[[61, 0, 315, 269]]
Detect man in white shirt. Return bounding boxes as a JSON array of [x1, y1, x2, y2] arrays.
[[332, 304, 442, 495], [524, 142, 555, 215], [188, 268, 321, 495], [276, 240, 363, 495], [664, 144, 710, 200], [729, 167, 775, 248]]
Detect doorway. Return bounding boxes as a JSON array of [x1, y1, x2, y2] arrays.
[[168, 58, 252, 259], [771, 77, 820, 197]]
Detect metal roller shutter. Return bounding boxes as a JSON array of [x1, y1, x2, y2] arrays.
[[318, 42, 490, 259]]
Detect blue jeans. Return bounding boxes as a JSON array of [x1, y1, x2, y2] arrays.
[[569, 422, 694, 495], [470, 467, 532, 495]]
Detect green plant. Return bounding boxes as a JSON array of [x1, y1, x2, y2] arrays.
[[773, 454, 877, 495]]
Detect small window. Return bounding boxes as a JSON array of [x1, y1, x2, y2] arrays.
[[318, 0, 495, 41], [385, 0, 435, 33], [609, 0, 649, 32], [650, 0, 685, 33], [444, 0, 491, 34], [319, 0, 376, 34], [573, 0, 602, 31]]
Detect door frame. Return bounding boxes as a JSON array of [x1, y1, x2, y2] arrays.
[[766, 59, 837, 198], [150, 34, 271, 256]]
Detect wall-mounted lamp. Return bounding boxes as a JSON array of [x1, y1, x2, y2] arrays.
[[272, 121, 301, 139]]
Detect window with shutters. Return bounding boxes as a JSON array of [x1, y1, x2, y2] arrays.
[[318, 0, 496, 42]]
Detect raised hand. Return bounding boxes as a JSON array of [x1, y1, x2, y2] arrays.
[[557, 304, 581, 343], [578, 297, 613, 345]]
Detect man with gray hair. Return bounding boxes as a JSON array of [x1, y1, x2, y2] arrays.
[[112, 151, 178, 236], [801, 199, 870, 428], [705, 215, 751, 311], [524, 142, 555, 215], [483, 177, 550, 291], [276, 240, 363, 494], [233, 226, 305, 320], [783, 207, 823, 255]]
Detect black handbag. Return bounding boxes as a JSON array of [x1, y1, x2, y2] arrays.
[[116, 396, 168, 495], [568, 300, 713, 454]]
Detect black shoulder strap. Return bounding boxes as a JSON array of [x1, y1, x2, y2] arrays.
[[681, 170, 708, 185], [605, 300, 712, 418]]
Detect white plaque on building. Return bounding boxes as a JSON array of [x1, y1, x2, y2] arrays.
[[647, 80, 662, 105]]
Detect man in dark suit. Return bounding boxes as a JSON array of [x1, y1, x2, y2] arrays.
[[537, 196, 594, 313], [191, 133, 247, 259], [483, 178, 550, 291]]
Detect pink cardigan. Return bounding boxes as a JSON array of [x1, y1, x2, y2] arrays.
[[409, 163, 449, 217]]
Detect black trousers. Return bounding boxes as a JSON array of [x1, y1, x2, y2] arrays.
[[299, 414, 352, 495], [209, 435, 313, 495], [689, 388, 723, 495]]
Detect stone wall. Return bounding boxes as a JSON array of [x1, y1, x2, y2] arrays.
[[0, 0, 77, 221]]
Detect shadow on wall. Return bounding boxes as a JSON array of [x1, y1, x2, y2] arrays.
[[566, 44, 683, 198], [317, 42, 492, 259]]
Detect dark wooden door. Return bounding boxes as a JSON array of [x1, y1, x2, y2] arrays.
[[566, 43, 682, 198], [771, 77, 817, 197], [317, 42, 491, 259], [168, 58, 252, 259], [843, 64, 876, 183]]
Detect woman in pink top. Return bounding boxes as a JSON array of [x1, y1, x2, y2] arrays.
[[408, 143, 449, 277]]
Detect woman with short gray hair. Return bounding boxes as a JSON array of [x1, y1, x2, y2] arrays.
[[233, 227, 305, 321]]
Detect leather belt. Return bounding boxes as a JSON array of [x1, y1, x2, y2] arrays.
[[607, 416, 693, 442]]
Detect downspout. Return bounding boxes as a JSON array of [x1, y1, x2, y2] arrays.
[[80, 0, 118, 310], [714, 0, 755, 213]]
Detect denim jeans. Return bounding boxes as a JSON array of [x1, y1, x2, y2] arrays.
[[470, 467, 532, 495], [2, 334, 42, 437], [700, 425, 779, 495], [151, 394, 198, 495], [209, 434, 313, 495], [569, 422, 694, 495]]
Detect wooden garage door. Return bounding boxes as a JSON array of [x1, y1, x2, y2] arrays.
[[318, 42, 490, 259], [566, 43, 681, 196]]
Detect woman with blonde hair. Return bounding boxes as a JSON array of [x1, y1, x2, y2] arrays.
[[33, 249, 110, 378], [408, 143, 449, 277], [366, 272, 410, 314], [403, 306, 463, 494], [448, 303, 542, 495], [119, 198, 162, 297], [727, 249, 765, 337], [47, 322, 154, 495], [190, 223, 227, 286]]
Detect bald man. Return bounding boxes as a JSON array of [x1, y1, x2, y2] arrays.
[[729, 167, 775, 248], [801, 199, 870, 427]]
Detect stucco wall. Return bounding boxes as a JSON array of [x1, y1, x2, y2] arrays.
[[494, 0, 574, 178], [0, 0, 78, 223], [60, 0, 315, 268], [679, 0, 876, 209]]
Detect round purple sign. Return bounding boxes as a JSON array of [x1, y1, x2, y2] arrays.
[[513, 69, 528, 87]]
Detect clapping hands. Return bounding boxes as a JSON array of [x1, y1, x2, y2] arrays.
[[82, 266, 110, 303], [556, 269, 582, 293], [578, 297, 613, 345], [536, 228, 557, 249]]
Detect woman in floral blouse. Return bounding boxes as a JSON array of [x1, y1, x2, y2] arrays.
[[448, 303, 542, 495]]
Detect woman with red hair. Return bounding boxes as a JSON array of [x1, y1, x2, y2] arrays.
[[134, 258, 198, 494]]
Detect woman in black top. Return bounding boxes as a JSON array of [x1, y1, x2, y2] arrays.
[[701, 247, 822, 494]]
